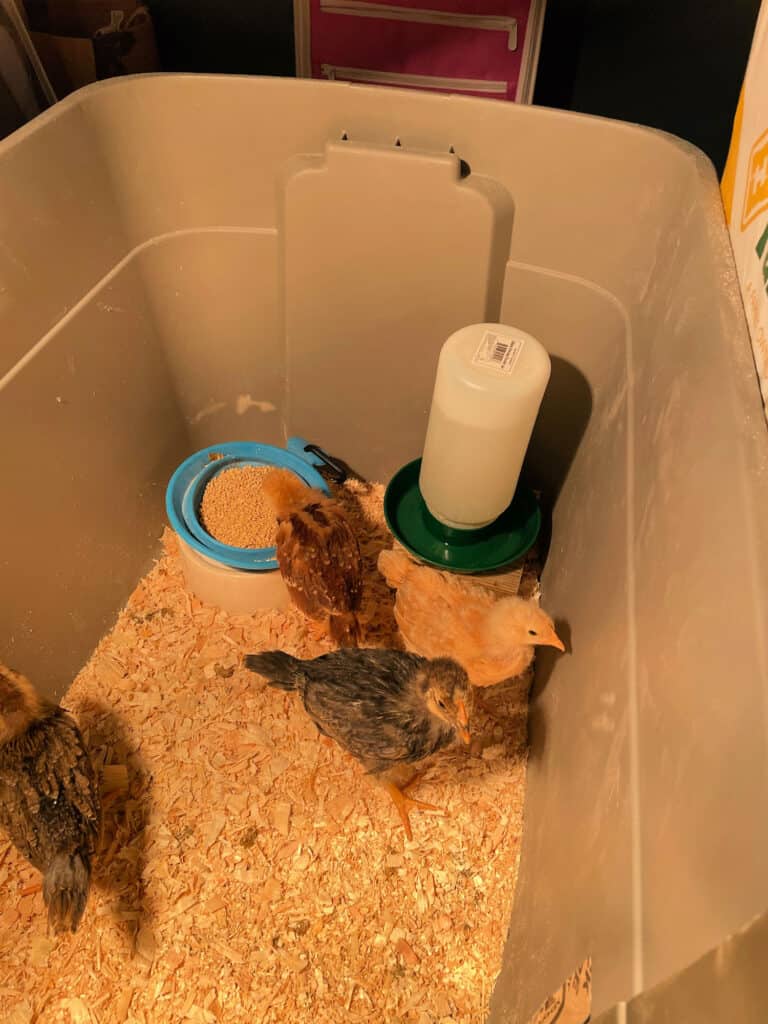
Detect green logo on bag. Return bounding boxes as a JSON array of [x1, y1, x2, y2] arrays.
[[757, 222, 768, 293]]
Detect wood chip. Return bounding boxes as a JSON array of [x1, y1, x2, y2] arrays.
[[395, 938, 420, 967], [134, 926, 157, 965], [115, 989, 135, 1023], [62, 998, 93, 1023], [203, 814, 226, 851], [271, 802, 291, 837], [29, 935, 55, 966], [7, 1001, 33, 1024]]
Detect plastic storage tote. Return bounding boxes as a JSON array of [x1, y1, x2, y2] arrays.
[[0, 74, 766, 1022]]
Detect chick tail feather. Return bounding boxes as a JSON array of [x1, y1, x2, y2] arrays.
[[328, 611, 361, 649], [43, 852, 91, 933], [244, 651, 302, 691], [377, 546, 416, 589]]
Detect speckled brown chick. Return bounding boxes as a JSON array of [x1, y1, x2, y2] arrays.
[[260, 468, 364, 647], [0, 665, 101, 933], [244, 648, 471, 839]]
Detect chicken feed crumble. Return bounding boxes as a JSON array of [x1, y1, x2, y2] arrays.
[[200, 465, 278, 549], [0, 480, 535, 1024]]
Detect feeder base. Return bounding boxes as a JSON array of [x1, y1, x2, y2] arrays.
[[175, 533, 291, 614], [383, 459, 540, 574]]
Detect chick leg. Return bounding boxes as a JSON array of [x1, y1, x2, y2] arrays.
[[382, 767, 444, 841]]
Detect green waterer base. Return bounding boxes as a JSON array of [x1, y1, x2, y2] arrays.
[[383, 458, 541, 574]]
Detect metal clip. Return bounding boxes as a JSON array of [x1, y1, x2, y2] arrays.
[[302, 444, 348, 483]]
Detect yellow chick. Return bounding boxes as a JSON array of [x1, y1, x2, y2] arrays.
[[377, 546, 564, 688]]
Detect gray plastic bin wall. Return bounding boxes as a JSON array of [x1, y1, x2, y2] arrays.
[[0, 76, 766, 1021]]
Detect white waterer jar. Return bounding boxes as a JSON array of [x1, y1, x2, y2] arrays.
[[419, 323, 551, 531]]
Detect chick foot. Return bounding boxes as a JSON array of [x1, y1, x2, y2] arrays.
[[384, 780, 443, 842]]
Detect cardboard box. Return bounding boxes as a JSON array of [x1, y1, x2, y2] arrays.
[[722, 0, 768, 426], [22, 1, 158, 96]]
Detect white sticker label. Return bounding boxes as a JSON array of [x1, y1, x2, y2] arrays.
[[471, 330, 524, 374]]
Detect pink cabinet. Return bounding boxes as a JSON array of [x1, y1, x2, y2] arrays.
[[294, 0, 546, 103]]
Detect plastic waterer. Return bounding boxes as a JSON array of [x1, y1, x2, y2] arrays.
[[165, 437, 331, 614], [421, 322, 550, 527], [385, 322, 550, 572]]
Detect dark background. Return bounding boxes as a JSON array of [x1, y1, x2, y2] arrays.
[[147, 0, 762, 175], [533, 0, 762, 174]]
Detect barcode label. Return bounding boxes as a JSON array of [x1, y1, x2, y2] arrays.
[[471, 330, 525, 374]]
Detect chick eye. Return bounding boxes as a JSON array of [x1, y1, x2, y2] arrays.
[[528, 629, 538, 637]]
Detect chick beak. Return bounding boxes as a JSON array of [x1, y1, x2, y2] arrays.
[[548, 630, 566, 652], [456, 699, 471, 745]]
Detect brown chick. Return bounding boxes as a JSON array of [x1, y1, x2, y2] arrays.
[[378, 546, 564, 688], [0, 665, 101, 933], [244, 648, 471, 840], [261, 467, 364, 647]]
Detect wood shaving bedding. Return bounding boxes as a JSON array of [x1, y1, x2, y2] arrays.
[[0, 480, 536, 1024]]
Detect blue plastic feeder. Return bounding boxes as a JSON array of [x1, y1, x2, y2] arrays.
[[165, 438, 332, 612]]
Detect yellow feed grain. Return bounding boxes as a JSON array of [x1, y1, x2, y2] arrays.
[[199, 465, 277, 548]]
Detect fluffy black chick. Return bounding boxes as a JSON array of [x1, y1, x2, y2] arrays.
[[244, 648, 471, 839], [0, 665, 101, 933]]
